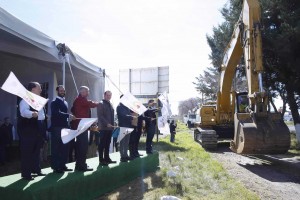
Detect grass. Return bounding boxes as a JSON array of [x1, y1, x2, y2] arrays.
[[99, 123, 259, 200], [289, 131, 300, 154], [285, 121, 294, 126]]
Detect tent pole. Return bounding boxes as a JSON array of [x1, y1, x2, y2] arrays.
[[62, 57, 66, 87]]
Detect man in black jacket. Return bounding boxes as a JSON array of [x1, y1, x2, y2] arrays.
[[97, 91, 116, 166], [129, 114, 145, 158], [144, 100, 157, 154], [50, 85, 75, 173]]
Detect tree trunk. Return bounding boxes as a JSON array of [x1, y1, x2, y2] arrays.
[[286, 84, 300, 125], [269, 96, 277, 112], [286, 83, 300, 142]]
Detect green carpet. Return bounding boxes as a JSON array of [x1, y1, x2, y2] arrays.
[[0, 151, 159, 200]]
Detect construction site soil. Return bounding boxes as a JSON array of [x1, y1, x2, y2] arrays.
[[209, 142, 300, 200]]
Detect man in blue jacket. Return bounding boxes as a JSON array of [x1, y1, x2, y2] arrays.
[[117, 95, 136, 162], [50, 85, 75, 173]]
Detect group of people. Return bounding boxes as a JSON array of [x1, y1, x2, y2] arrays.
[[17, 81, 159, 181]]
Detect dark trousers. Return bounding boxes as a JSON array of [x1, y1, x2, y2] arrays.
[[0, 145, 5, 164], [170, 133, 175, 142], [51, 127, 69, 170], [135, 129, 142, 154], [75, 130, 88, 169], [146, 124, 156, 153], [98, 130, 113, 161], [19, 133, 41, 177], [129, 129, 142, 156], [68, 139, 76, 162]]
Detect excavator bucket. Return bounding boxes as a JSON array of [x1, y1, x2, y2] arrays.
[[230, 112, 290, 154]]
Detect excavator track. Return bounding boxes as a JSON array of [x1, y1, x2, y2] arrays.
[[230, 112, 290, 154], [194, 128, 218, 150]]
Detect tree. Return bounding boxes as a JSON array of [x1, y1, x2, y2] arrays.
[[178, 98, 200, 118], [197, 0, 300, 125], [193, 67, 218, 101], [261, 0, 300, 124], [194, 0, 245, 100]]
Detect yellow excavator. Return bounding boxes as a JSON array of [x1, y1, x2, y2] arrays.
[[195, 0, 290, 154]]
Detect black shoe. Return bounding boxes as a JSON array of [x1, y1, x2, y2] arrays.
[[23, 176, 34, 181], [146, 151, 153, 154], [100, 161, 109, 166], [120, 158, 128, 162], [62, 167, 73, 171], [77, 167, 93, 172], [75, 165, 93, 171], [84, 167, 93, 171], [106, 159, 117, 164], [134, 152, 142, 157], [126, 156, 134, 161], [53, 169, 64, 174], [35, 172, 46, 176]]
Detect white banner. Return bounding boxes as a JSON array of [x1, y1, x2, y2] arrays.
[[120, 92, 147, 115], [158, 91, 172, 116], [117, 127, 134, 143], [1, 71, 48, 111], [158, 116, 170, 134], [158, 91, 171, 134], [61, 118, 97, 144]]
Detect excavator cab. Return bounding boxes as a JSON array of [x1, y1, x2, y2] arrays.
[[236, 92, 249, 113]]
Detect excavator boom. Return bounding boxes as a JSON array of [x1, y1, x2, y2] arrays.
[[198, 0, 290, 154]]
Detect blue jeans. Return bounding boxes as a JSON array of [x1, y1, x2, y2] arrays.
[[119, 133, 130, 158]]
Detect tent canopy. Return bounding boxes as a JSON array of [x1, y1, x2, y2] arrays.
[[0, 7, 105, 122], [0, 7, 103, 76]]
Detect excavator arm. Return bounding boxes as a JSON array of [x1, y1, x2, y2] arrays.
[[217, 0, 290, 154]]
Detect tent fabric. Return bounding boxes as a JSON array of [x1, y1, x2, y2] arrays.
[[0, 7, 103, 76], [0, 7, 105, 122]]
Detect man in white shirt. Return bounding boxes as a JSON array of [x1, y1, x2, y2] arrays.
[[18, 82, 46, 180]]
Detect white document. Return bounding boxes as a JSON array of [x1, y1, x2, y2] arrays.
[[61, 118, 97, 144], [158, 91, 172, 116], [158, 116, 170, 134], [117, 127, 134, 143], [1, 71, 48, 111], [120, 92, 147, 115]]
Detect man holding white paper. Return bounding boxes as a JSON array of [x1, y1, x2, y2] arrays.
[[50, 85, 75, 173], [117, 95, 136, 162], [97, 91, 116, 166], [18, 82, 47, 180], [70, 86, 98, 171]]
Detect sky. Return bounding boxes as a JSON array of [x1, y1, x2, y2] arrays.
[[0, 0, 228, 113]]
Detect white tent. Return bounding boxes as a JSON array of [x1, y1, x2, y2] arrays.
[[0, 7, 105, 126]]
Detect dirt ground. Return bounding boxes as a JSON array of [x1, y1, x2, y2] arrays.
[[208, 142, 300, 200]]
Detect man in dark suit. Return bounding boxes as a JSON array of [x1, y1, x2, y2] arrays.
[[71, 86, 98, 171], [97, 91, 116, 166], [18, 82, 47, 180], [117, 96, 135, 162], [50, 85, 75, 173], [144, 100, 157, 154], [0, 117, 14, 163]]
